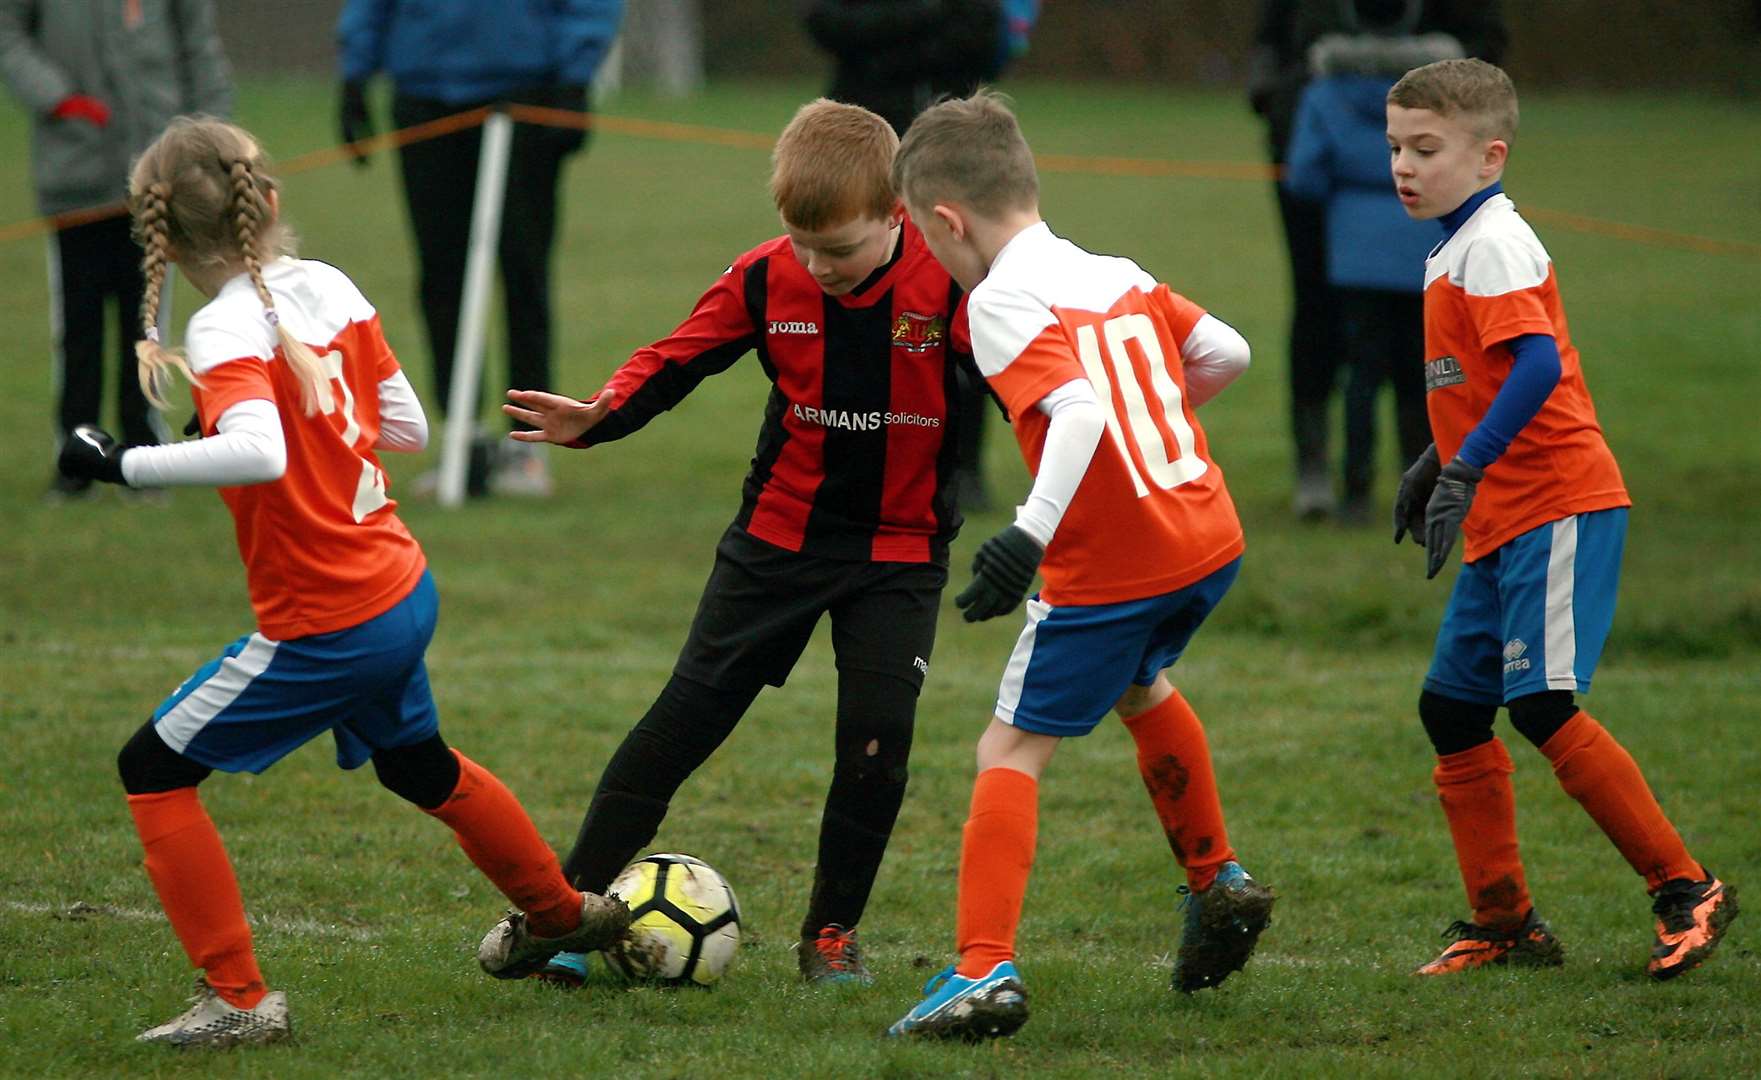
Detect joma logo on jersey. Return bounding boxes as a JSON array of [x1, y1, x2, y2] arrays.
[[1425, 355, 1466, 392], [769, 320, 819, 335], [891, 311, 945, 353], [1503, 638, 1531, 674]]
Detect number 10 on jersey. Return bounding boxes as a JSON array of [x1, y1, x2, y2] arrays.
[[1074, 313, 1206, 497]]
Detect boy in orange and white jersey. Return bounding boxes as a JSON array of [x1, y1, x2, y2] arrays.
[[58, 118, 627, 1047], [883, 91, 1271, 1041], [1385, 59, 1735, 979]]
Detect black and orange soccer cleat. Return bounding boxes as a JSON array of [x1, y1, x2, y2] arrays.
[[1648, 874, 1738, 981], [1414, 909, 1565, 975]]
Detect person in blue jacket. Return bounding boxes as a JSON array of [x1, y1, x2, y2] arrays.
[[335, 0, 625, 498], [1283, 0, 1464, 524]]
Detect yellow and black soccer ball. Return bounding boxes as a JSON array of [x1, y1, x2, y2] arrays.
[[603, 853, 742, 985]]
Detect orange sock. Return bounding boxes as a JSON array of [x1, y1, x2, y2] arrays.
[[954, 767, 1038, 978], [1433, 739, 1531, 928], [425, 750, 582, 937], [1122, 690, 1236, 892], [126, 789, 266, 1010], [1540, 711, 1700, 890]]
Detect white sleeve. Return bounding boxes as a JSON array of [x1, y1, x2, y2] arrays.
[[1179, 314, 1251, 408], [374, 369, 428, 451], [1011, 379, 1107, 548], [120, 399, 287, 488]]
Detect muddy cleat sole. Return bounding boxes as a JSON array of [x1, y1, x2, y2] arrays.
[[1649, 875, 1738, 981], [887, 961, 1028, 1041], [799, 923, 875, 986], [137, 978, 290, 1048], [1414, 908, 1565, 975], [1173, 861, 1276, 992], [478, 892, 630, 980]]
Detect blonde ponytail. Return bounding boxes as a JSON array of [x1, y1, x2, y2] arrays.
[[132, 181, 201, 410], [227, 159, 328, 416]]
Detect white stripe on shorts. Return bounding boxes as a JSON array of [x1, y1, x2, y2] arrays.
[[1543, 516, 1579, 691], [994, 597, 1053, 725], [155, 634, 279, 753]]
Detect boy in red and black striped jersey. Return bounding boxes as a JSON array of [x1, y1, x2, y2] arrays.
[[500, 99, 979, 985]]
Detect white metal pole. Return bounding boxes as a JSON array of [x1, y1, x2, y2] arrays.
[[438, 109, 515, 507]]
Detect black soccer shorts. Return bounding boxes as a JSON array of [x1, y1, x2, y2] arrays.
[[673, 524, 948, 693]]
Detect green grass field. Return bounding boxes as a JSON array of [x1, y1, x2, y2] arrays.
[[1, 79, 1757, 1078]]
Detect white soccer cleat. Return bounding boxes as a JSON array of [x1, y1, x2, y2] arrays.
[[478, 892, 631, 980], [136, 978, 290, 1047]]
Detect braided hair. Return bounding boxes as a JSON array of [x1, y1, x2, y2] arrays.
[[128, 117, 329, 416]]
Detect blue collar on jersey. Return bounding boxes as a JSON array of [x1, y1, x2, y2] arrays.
[[1440, 181, 1503, 240]]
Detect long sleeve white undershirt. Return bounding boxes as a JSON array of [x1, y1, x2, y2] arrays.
[[120, 370, 427, 487], [1179, 314, 1251, 408], [1009, 315, 1251, 547]]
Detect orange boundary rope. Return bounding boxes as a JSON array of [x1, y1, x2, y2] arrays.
[[1, 105, 1753, 260]]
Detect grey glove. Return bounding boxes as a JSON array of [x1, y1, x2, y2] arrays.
[[1424, 458, 1484, 579], [1393, 443, 1441, 546]]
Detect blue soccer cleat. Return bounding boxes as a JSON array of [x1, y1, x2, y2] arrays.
[[532, 950, 591, 988], [1172, 860, 1275, 993], [886, 960, 1028, 1040]]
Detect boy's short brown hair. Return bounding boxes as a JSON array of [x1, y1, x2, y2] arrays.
[[892, 90, 1039, 218], [1388, 58, 1519, 143], [770, 99, 900, 230]]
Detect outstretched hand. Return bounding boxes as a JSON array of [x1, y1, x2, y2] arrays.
[[502, 389, 616, 445]]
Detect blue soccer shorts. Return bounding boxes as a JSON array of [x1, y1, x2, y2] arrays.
[[1424, 508, 1626, 706], [995, 557, 1240, 738], [152, 570, 442, 774]]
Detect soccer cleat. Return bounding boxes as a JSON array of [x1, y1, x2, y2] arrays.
[[1648, 874, 1738, 981], [1413, 909, 1565, 975], [533, 950, 592, 989], [886, 961, 1028, 1041], [798, 923, 874, 986], [136, 978, 290, 1047], [1172, 861, 1276, 992], [489, 440, 553, 498], [478, 892, 631, 980]]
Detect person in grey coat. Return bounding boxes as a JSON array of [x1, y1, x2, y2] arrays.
[[0, 0, 232, 499]]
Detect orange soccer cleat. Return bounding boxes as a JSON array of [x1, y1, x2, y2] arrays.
[[1415, 909, 1565, 975], [1648, 874, 1739, 980]]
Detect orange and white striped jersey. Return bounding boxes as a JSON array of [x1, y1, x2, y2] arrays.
[[186, 258, 426, 639], [970, 224, 1244, 605], [1422, 195, 1629, 561]]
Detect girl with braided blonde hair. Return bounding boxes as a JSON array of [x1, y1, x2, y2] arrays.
[[128, 117, 330, 415], [56, 116, 630, 1048]]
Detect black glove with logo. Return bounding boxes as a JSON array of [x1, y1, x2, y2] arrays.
[[339, 81, 373, 167], [59, 424, 131, 486], [955, 525, 1044, 622], [1392, 443, 1441, 546], [1424, 458, 1484, 579]]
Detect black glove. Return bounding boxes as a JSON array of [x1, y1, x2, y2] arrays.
[[59, 424, 130, 486], [339, 81, 373, 167], [1424, 458, 1484, 580], [1392, 443, 1441, 546], [954, 525, 1044, 623]]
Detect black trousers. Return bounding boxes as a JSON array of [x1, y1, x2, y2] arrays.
[[51, 214, 158, 448], [1336, 287, 1430, 502], [391, 94, 585, 423], [1270, 179, 1343, 473]]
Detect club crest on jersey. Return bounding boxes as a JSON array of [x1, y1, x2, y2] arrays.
[[1425, 355, 1466, 392], [891, 311, 945, 353]]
